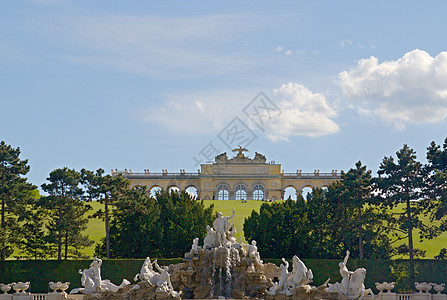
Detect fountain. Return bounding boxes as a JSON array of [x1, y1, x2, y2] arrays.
[[66, 210, 372, 299]]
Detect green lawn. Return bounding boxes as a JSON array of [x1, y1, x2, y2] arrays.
[[80, 200, 447, 259]]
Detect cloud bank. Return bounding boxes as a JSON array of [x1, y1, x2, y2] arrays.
[[265, 83, 339, 141], [338, 49, 447, 130]]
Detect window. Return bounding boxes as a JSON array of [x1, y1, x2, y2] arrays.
[[253, 184, 264, 200], [217, 184, 229, 200], [235, 184, 247, 200]]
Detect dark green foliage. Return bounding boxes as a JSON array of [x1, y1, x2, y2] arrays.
[[244, 162, 392, 260], [1, 259, 446, 293], [97, 188, 215, 258], [426, 138, 447, 228], [40, 168, 93, 260], [0, 258, 181, 293], [81, 168, 129, 259], [374, 145, 438, 282], [17, 207, 51, 259], [244, 198, 308, 258], [96, 186, 162, 258], [0, 141, 36, 260]]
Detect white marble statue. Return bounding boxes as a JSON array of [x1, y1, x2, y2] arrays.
[[268, 258, 289, 295], [245, 240, 263, 266], [154, 260, 181, 298], [190, 238, 200, 256], [203, 225, 215, 249], [288, 255, 313, 287], [134, 257, 161, 285], [213, 210, 235, 247], [326, 251, 372, 298], [70, 257, 130, 294]]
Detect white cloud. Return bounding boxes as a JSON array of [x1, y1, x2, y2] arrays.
[[273, 46, 284, 52], [285, 50, 293, 55], [338, 49, 447, 129], [264, 83, 340, 141]]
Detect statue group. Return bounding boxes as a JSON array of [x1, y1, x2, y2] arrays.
[[69, 211, 372, 300]]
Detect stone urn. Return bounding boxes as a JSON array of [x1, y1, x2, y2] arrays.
[[12, 282, 22, 294], [384, 282, 395, 293], [434, 283, 445, 294], [424, 283, 434, 293], [415, 282, 431, 294], [0, 283, 12, 294], [49, 281, 62, 293], [375, 282, 386, 294], [17, 282, 30, 294], [59, 282, 70, 294]]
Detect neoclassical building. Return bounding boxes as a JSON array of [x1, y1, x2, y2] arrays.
[[113, 148, 341, 200]]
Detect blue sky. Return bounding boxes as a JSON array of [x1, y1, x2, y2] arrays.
[[2, 1, 447, 187]]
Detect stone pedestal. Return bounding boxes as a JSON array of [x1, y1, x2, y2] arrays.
[[363, 295, 375, 300], [377, 292, 397, 300], [433, 294, 447, 300], [414, 293, 432, 300], [0, 295, 13, 300], [12, 294, 29, 300]]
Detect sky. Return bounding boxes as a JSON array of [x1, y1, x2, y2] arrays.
[[1, 1, 447, 188]]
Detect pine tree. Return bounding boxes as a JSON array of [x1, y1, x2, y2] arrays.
[[0, 141, 35, 260], [81, 168, 128, 259], [40, 167, 92, 259]]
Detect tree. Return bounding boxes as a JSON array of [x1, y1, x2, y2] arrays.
[[40, 167, 92, 259], [0, 141, 35, 260], [18, 207, 51, 259], [155, 190, 215, 258], [426, 138, 447, 222], [374, 145, 436, 281], [81, 168, 128, 259], [244, 198, 308, 258], [97, 185, 161, 258], [98, 188, 215, 258]]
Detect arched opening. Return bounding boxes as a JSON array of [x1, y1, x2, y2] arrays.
[[217, 184, 229, 200], [302, 186, 313, 200], [185, 186, 198, 199], [283, 186, 298, 200], [235, 184, 247, 200], [168, 185, 180, 193], [253, 184, 265, 200], [149, 186, 162, 198]]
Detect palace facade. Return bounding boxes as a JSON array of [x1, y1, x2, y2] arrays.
[[113, 148, 341, 200]]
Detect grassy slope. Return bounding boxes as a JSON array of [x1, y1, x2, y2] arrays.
[[83, 200, 447, 259]]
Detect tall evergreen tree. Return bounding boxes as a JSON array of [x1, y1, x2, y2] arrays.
[[0, 141, 35, 260], [40, 167, 92, 259], [374, 145, 436, 281], [81, 168, 128, 259]]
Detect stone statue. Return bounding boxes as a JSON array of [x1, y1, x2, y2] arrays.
[[254, 152, 267, 163], [134, 257, 160, 286], [288, 255, 313, 287], [190, 237, 200, 256], [70, 257, 130, 294], [154, 260, 181, 298], [213, 210, 235, 247], [245, 240, 263, 266], [215, 152, 228, 163], [203, 225, 215, 249], [326, 250, 372, 298], [232, 146, 248, 158], [268, 258, 289, 295]]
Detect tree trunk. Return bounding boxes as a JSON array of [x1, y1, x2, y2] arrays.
[[57, 205, 62, 260], [64, 231, 68, 260], [358, 206, 363, 259], [105, 195, 110, 259], [1, 197, 5, 261], [406, 198, 415, 284]]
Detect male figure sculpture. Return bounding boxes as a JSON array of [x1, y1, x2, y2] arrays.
[[213, 210, 235, 247]]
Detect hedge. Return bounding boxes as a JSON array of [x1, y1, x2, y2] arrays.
[[1, 259, 447, 293]]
